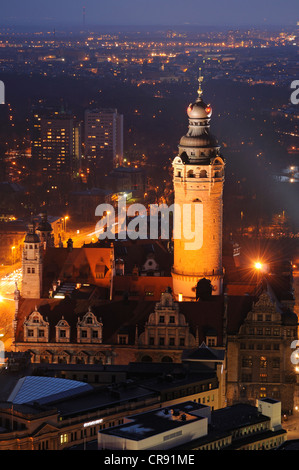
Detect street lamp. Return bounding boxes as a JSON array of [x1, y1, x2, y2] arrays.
[[254, 262, 263, 271], [64, 216, 69, 232]]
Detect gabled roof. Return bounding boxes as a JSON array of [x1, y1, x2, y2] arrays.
[[183, 342, 225, 362]]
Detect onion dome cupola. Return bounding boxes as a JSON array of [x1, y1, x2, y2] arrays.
[[36, 211, 54, 248], [37, 211, 53, 234], [178, 68, 220, 165], [24, 222, 41, 244]]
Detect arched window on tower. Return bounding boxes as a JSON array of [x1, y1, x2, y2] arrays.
[[187, 170, 195, 178], [199, 170, 207, 178], [214, 170, 223, 178]]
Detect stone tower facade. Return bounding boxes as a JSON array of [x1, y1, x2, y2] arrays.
[[172, 72, 225, 300], [21, 223, 43, 299]]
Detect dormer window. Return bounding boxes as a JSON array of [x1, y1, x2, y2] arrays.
[[118, 334, 128, 345]]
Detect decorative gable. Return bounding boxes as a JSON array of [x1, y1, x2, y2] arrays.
[[23, 308, 49, 342], [77, 307, 103, 343]]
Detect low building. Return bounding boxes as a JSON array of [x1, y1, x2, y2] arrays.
[[0, 361, 222, 450], [98, 398, 287, 451], [98, 401, 209, 451]]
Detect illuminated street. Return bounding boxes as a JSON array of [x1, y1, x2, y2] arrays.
[[0, 264, 21, 350]]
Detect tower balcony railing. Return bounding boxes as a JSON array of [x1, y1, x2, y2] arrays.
[[172, 267, 224, 277]]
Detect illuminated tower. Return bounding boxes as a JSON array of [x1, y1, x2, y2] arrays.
[[172, 70, 225, 301], [21, 223, 43, 299]]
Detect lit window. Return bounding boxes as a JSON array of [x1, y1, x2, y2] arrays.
[[60, 434, 68, 444]]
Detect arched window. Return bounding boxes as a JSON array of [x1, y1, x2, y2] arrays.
[[161, 356, 173, 363], [187, 170, 195, 178], [199, 170, 207, 178], [141, 355, 152, 362]]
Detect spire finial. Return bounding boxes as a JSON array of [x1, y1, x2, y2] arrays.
[[197, 67, 204, 100]]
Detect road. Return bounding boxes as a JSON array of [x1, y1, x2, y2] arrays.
[[0, 264, 21, 351]]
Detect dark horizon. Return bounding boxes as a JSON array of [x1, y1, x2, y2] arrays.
[[0, 0, 298, 29], [0, 23, 296, 35]]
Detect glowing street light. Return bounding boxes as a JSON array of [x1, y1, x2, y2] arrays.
[[64, 216, 69, 232], [254, 262, 263, 270]]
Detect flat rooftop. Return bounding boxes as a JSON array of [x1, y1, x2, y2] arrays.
[[99, 401, 208, 441]]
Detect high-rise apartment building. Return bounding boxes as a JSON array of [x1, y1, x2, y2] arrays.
[[84, 108, 123, 174], [31, 108, 82, 179]]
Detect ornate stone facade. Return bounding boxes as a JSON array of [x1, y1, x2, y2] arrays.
[[226, 290, 298, 413]]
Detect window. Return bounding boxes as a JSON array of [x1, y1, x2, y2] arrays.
[[81, 330, 87, 338], [60, 434, 68, 445], [179, 338, 185, 347], [169, 316, 175, 324], [149, 337, 154, 345], [38, 329, 44, 338], [273, 358, 280, 368], [207, 337, 216, 347], [59, 329, 66, 338], [273, 328, 280, 336], [242, 356, 253, 368], [260, 356, 267, 368], [265, 328, 271, 336], [27, 329, 34, 337], [260, 387, 267, 398], [118, 335, 127, 345], [257, 328, 263, 335], [159, 337, 165, 346], [257, 314, 263, 321], [169, 337, 175, 346], [159, 316, 165, 323], [92, 330, 98, 338], [241, 373, 252, 382], [260, 373, 268, 382]]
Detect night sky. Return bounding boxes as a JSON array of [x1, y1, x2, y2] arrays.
[[0, 0, 298, 27]]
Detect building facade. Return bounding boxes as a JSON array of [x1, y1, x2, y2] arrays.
[[84, 108, 123, 175], [226, 289, 298, 412]]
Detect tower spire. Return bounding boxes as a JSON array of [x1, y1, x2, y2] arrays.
[[197, 67, 204, 101]]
